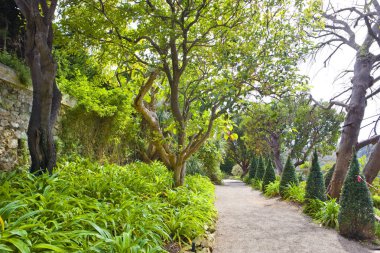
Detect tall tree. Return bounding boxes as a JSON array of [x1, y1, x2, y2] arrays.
[[60, 0, 316, 186], [15, 0, 62, 174], [313, 0, 380, 198]]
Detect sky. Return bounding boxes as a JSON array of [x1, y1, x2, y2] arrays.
[[299, 0, 380, 142]]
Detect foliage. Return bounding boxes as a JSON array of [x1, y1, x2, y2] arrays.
[[0, 51, 31, 86], [231, 164, 243, 177], [262, 161, 276, 193], [305, 151, 326, 201], [248, 156, 257, 180], [338, 153, 375, 239], [373, 195, 380, 209], [251, 179, 263, 191], [283, 182, 306, 204], [220, 158, 235, 175], [279, 157, 299, 197], [303, 198, 324, 217], [324, 164, 335, 190], [264, 180, 280, 198], [0, 159, 216, 251], [254, 157, 265, 180], [315, 199, 340, 229]]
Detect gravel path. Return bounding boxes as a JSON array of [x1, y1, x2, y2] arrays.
[[213, 179, 376, 253]]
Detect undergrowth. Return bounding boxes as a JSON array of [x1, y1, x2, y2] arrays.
[[0, 51, 31, 86], [0, 158, 216, 252], [264, 180, 280, 198]]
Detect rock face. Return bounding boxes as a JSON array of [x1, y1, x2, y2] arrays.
[[0, 66, 31, 171]]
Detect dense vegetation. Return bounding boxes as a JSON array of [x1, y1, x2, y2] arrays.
[[2, 0, 380, 248], [0, 159, 216, 252]]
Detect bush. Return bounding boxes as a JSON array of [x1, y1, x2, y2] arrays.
[[251, 179, 263, 191], [279, 157, 298, 197], [305, 151, 326, 201], [338, 152, 375, 239], [231, 164, 243, 177], [316, 199, 340, 229], [262, 161, 276, 192], [248, 156, 257, 180], [0, 51, 31, 86], [254, 156, 265, 180], [0, 158, 217, 251], [303, 198, 324, 217], [283, 182, 305, 204], [324, 164, 335, 190], [373, 195, 380, 209], [264, 180, 280, 197]]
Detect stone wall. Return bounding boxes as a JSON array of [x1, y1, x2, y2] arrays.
[[0, 63, 31, 171], [0, 63, 74, 171]]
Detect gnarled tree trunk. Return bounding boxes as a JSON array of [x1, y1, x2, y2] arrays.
[[328, 55, 373, 198], [15, 0, 61, 175]]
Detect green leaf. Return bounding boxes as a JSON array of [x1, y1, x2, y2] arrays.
[[33, 243, 66, 252], [7, 238, 30, 253]]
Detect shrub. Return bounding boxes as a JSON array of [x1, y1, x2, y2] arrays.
[[279, 157, 298, 197], [303, 198, 324, 217], [0, 158, 217, 251], [0, 51, 31, 86], [264, 180, 280, 197], [324, 164, 335, 190], [231, 164, 243, 177], [305, 151, 326, 201], [248, 156, 257, 180], [254, 156, 265, 180], [251, 179, 263, 191], [262, 161, 276, 192], [316, 199, 340, 229], [283, 182, 305, 204], [338, 152, 375, 239], [373, 195, 380, 209]]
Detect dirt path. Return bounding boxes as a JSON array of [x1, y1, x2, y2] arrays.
[[213, 179, 375, 253]]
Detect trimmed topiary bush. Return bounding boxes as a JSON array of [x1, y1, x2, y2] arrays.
[[338, 152, 375, 239], [262, 160, 276, 192], [305, 151, 326, 201], [279, 157, 298, 197], [324, 164, 335, 190], [254, 156, 265, 180], [248, 156, 257, 180]]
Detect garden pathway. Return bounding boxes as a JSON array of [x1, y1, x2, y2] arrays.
[[213, 179, 376, 253]]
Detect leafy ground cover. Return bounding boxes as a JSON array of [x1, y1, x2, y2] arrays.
[[0, 158, 216, 252]]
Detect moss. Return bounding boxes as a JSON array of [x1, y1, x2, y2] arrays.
[[305, 150, 326, 201], [338, 152, 375, 239], [279, 157, 298, 197]]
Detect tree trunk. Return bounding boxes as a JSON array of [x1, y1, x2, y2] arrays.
[[328, 55, 373, 198], [15, 0, 61, 175], [174, 162, 186, 187], [240, 161, 249, 178], [269, 133, 283, 174], [363, 140, 380, 184]]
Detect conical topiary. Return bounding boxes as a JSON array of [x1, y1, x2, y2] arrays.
[[248, 156, 257, 180], [254, 156, 265, 180], [279, 157, 298, 197], [338, 152, 375, 239], [324, 164, 335, 190], [262, 160, 276, 192], [305, 150, 326, 201]]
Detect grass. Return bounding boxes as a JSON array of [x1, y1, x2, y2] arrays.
[[0, 158, 217, 252]]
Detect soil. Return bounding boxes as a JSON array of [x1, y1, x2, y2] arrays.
[[213, 179, 376, 253]]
